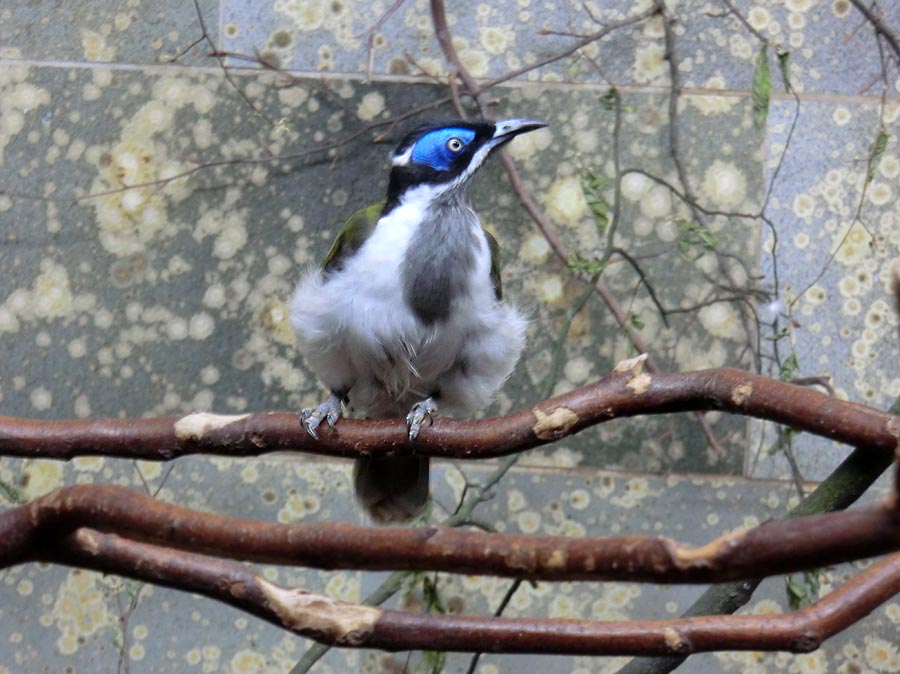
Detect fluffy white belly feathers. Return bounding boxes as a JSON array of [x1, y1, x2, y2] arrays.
[[290, 196, 526, 419]]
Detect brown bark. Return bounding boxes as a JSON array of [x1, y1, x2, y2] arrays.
[[4, 484, 900, 585], [2, 364, 898, 462], [40, 529, 900, 656]]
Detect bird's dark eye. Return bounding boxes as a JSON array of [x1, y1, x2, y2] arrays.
[[446, 137, 464, 153]]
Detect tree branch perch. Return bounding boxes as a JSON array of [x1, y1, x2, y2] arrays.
[[25, 528, 900, 657], [1, 363, 898, 462], [5, 483, 900, 585]]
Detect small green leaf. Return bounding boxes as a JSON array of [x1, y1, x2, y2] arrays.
[[582, 171, 609, 191], [630, 314, 645, 330], [0, 478, 23, 504], [765, 326, 791, 342], [125, 579, 142, 603], [696, 228, 719, 251], [866, 129, 889, 185], [767, 426, 799, 455], [777, 51, 793, 93], [113, 629, 125, 650], [580, 169, 611, 234], [752, 45, 771, 132], [422, 575, 446, 614], [676, 219, 718, 259], [803, 570, 821, 601], [600, 87, 620, 111], [786, 571, 820, 610], [567, 253, 606, 276], [785, 575, 807, 610], [778, 352, 799, 381]]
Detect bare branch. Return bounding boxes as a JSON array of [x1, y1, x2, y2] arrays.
[[187, 0, 278, 126], [0, 98, 452, 206], [720, 0, 784, 52], [616, 426, 899, 674], [481, 8, 660, 91], [24, 528, 900, 656], [5, 483, 900, 585], [1, 365, 898, 462], [0, 356, 900, 461], [848, 0, 900, 63]]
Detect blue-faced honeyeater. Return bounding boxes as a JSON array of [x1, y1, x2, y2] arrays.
[[290, 118, 545, 522]]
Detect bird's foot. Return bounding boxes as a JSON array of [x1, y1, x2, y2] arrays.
[[406, 397, 438, 441], [300, 393, 343, 439]]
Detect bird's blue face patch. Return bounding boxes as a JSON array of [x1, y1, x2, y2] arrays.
[[411, 127, 476, 171]]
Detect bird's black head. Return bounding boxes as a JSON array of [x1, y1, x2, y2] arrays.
[[384, 118, 546, 212]]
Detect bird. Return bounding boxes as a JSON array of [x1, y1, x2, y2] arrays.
[[290, 118, 544, 523]]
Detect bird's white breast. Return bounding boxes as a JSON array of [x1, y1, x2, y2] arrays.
[[291, 187, 515, 417]]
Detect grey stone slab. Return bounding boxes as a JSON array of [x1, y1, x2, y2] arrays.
[[0, 63, 436, 420], [219, 0, 900, 97], [750, 96, 900, 481], [0, 62, 764, 476], [0, 457, 893, 673], [0, 0, 219, 66]]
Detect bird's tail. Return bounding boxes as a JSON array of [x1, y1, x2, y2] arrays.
[[354, 455, 430, 523]]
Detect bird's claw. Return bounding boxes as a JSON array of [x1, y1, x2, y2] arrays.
[[326, 408, 339, 429], [406, 397, 438, 441], [299, 408, 322, 439], [300, 394, 343, 440]]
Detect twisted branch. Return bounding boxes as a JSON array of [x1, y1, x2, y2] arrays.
[[4, 483, 900, 585], [2, 363, 896, 461], [21, 528, 900, 656]]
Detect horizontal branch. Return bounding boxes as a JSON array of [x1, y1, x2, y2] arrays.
[[5, 484, 900, 584], [2, 361, 898, 461], [39, 529, 900, 656]]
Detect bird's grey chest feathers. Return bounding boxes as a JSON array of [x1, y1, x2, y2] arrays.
[[400, 198, 480, 324]]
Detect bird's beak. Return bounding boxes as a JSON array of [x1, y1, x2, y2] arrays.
[[491, 118, 547, 142]]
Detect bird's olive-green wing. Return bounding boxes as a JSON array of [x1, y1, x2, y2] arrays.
[[483, 228, 503, 301], [323, 204, 503, 300], [322, 201, 385, 273]]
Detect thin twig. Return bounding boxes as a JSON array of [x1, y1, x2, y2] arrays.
[[720, 0, 783, 52], [848, 0, 900, 62], [464, 579, 525, 674], [354, 0, 408, 80], [790, 27, 889, 307], [189, 0, 278, 126], [0, 99, 451, 206]]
